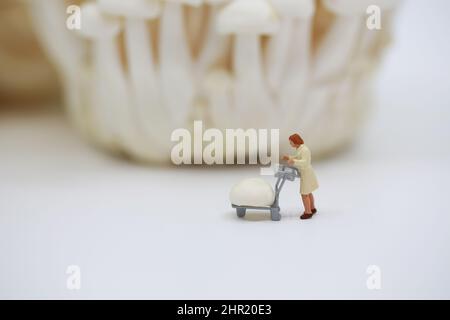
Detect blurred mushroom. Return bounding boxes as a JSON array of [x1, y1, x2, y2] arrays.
[[266, 0, 315, 93], [218, 0, 279, 127], [27, 0, 85, 128], [195, 0, 230, 78], [313, 0, 398, 82], [203, 68, 233, 128], [159, 0, 202, 127], [98, 0, 170, 154], [77, 2, 124, 146]]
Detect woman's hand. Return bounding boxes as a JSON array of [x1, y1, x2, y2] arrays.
[[288, 159, 294, 165], [282, 155, 290, 161]]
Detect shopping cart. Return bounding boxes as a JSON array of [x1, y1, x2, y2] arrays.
[[231, 164, 300, 221]]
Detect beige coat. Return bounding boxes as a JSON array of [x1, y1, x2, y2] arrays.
[[290, 145, 319, 195]]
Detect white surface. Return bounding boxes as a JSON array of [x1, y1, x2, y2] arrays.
[[1, 0, 450, 299]]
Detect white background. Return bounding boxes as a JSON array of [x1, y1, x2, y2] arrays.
[[1, 0, 450, 299]]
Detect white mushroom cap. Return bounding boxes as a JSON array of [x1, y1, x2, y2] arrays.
[[77, 3, 121, 39], [230, 178, 275, 207], [218, 0, 279, 35], [98, 0, 162, 19], [270, 0, 315, 19], [323, 0, 399, 16]]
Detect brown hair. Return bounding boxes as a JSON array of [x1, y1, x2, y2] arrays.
[[289, 133, 304, 146]]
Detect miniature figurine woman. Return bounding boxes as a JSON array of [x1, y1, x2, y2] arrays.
[[283, 134, 319, 220]]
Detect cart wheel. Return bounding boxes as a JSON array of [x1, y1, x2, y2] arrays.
[[270, 208, 281, 221], [236, 208, 246, 218]]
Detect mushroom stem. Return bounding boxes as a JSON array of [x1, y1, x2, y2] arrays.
[[313, 16, 363, 82], [28, 0, 86, 132], [354, 9, 395, 62], [92, 36, 150, 156], [159, 2, 195, 127], [266, 18, 294, 93], [204, 69, 233, 129], [196, 5, 229, 78], [28, 0, 83, 76], [233, 34, 272, 127], [186, 4, 206, 56], [282, 19, 312, 121], [124, 18, 170, 154], [90, 39, 119, 145]]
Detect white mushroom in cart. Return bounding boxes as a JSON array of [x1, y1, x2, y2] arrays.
[[230, 165, 300, 221]]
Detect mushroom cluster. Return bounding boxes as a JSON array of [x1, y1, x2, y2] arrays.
[[0, 0, 59, 104], [29, 0, 400, 162]]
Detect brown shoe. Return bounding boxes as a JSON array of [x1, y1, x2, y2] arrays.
[[312, 208, 317, 214], [300, 212, 313, 220]]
